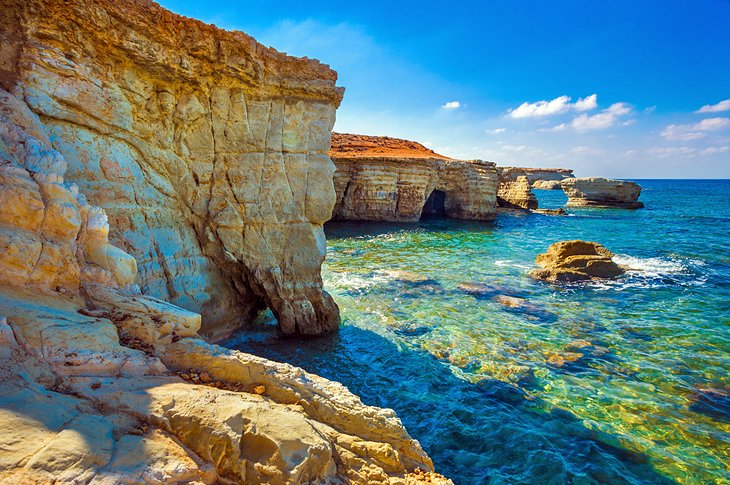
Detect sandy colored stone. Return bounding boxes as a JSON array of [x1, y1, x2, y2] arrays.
[[529, 240, 625, 283], [532, 179, 563, 190], [561, 177, 643, 209], [495, 169, 538, 210], [2, 0, 344, 337], [331, 133, 498, 221]]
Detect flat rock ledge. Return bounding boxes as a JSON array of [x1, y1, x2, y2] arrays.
[[529, 240, 625, 283], [561, 177, 644, 209]]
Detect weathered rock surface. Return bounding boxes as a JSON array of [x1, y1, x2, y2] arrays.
[[0, 82, 449, 483], [532, 179, 562, 190], [561, 177, 644, 209], [330, 133, 498, 221], [529, 240, 625, 283], [496, 168, 538, 210], [1, 0, 344, 337]]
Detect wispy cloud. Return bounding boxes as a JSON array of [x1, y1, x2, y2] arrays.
[[508, 94, 597, 119], [661, 117, 730, 141], [486, 127, 506, 134], [442, 101, 461, 110], [696, 99, 730, 114], [571, 103, 633, 131]]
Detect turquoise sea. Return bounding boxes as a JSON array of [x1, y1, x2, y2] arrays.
[[225, 180, 730, 484]]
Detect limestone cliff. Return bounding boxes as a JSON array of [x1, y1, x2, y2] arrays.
[[0, 86, 449, 484], [1, 0, 344, 338], [495, 167, 538, 210], [561, 177, 644, 209], [330, 133, 498, 221]]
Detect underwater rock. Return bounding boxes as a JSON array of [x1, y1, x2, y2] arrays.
[[532, 208, 568, 216], [529, 240, 625, 283], [384, 270, 439, 285], [689, 387, 730, 421]]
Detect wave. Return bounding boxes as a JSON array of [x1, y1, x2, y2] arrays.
[[495, 260, 533, 270], [588, 254, 707, 290]]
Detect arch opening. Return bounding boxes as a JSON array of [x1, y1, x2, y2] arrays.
[[420, 189, 447, 219]]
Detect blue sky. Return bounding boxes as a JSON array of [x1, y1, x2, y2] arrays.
[[158, 1, 730, 178]]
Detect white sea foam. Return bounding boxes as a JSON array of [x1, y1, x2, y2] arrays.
[[495, 260, 533, 270], [613, 254, 689, 277]]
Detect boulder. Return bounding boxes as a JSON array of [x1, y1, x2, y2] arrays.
[[529, 240, 625, 282], [561, 178, 643, 209]]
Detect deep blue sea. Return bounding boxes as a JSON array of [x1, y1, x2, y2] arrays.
[[225, 180, 730, 484]]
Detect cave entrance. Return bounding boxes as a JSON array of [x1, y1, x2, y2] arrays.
[[420, 189, 447, 219]]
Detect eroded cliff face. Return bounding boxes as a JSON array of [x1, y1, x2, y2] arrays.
[[0, 85, 449, 484], [330, 133, 498, 221], [1, 0, 343, 338], [561, 177, 643, 209], [495, 168, 538, 210]]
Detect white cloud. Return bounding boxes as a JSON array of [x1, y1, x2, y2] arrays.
[[696, 99, 730, 114], [573, 94, 598, 112], [661, 117, 730, 141], [442, 101, 461, 110], [508, 94, 598, 119], [646, 146, 698, 158], [571, 102, 633, 131], [538, 123, 568, 132], [486, 128, 506, 134], [700, 146, 730, 155], [571, 146, 602, 155], [502, 144, 527, 151]]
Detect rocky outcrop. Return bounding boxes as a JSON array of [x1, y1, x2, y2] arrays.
[[0, 81, 448, 484], [532, 179, 562, 190], [495, 168, 538, 210], [561, 177, 643, 209], [1, 0, 344, 338], [330, 133, 498, 221], [521, 168, 574, 187], [529, 240, 625, 282]]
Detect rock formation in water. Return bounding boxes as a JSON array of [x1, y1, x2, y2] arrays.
[[529, 240, 625, 282], [532, 179, 562, 190], [1, 0, 344, 338], [0, 41, 450, 485], [495, 168, 539, 210], [330, 133, 498, 221], [561, 177, 644, 209]]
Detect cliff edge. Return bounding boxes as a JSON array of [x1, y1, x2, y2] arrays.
[[1, 0, 344, 338], [330, 133, 498, 221], [0, 48, 448, 485]]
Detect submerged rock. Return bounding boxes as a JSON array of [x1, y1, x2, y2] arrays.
[[529, 240, 625, 283], [561, 177, 644, 209], [384, 270, 439, 285], [532, 208, 568, 216]]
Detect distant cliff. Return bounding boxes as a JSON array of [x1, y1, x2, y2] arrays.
[[330, 133, 498, 221]]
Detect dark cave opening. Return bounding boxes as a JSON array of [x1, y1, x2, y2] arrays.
[[420, 189, 447, 219]]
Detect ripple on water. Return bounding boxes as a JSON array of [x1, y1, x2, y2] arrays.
[[231, 180, 730, 484]]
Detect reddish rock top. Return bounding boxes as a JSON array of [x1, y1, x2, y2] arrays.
[[330, 133, 451, 160]]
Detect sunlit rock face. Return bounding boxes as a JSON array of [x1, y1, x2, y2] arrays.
[[561, 177, 644, 209], [330, 133, 498, 222], [1, 0, 345, 337], [495, 168, 539, 210], [0, 3, 452, 482]]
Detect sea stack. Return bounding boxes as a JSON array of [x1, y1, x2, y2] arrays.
[[529, 240, 625, 282], [561, 177, 644, 209]]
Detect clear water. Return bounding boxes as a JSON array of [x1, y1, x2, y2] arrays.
[[224, 180, 730, 484]]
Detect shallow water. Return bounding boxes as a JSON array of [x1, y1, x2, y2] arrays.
[[225, 180, 730, 484]]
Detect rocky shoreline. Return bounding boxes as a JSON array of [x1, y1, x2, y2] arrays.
[[0, 0, 644, 483]]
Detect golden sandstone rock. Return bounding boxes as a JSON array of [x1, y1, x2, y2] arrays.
[[330, 133, 498, 221], [561, 177, 644, 209], [0, 1, 452, 483], [2, 0, 342, 338], [529, 240, 625, 283]]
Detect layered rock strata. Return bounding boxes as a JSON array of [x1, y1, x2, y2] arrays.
[[561, 177, 643, 209], [0, 85, 448, 484], [1, 0, 344, 337], [330, 133, 498, 221], [529, 240, 625, 282], [495, 168, 538, 210], [521, 168, 574, 187]]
